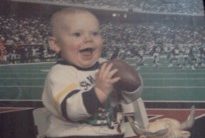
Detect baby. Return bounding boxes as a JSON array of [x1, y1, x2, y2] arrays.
[[42, 8, 146, 138], [42, 8, 124, 137]]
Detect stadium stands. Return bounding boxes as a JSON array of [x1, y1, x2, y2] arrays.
[[12, 0, 204, 15], [0, 0, 204, 69]]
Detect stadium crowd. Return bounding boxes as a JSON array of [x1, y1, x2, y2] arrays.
[[100, 22, 205, 69], [0, 15, 48, 45], [27, 0, 204, 15], [0, 14, 205, 69]]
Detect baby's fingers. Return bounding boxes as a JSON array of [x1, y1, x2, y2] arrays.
[[99, 63, 111, 77], [103, 63, 113, 76], [110, 76, 120, 84], [99, 63, 107, 76], [108, 68, 118, 78]]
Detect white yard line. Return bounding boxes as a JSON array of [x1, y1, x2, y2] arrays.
[[0, 78, 44, 80], [0, 72, 45, 74], [145, 100, 205, 103], [147, 108, 205, 111], [0, 62, 54, 67], [0, 68, 49, 70], [0, 77, 204, 80], [0, 99, 41, 101], [0, 85, 204, 89], [0, 77, 197, 80], [141, 72, 205, 75], [145, 86, 205, 88], [143, 78, 205, 80], [40, 69, 49, 72], [0, 85, 43, 88], [0, 99, 204, 102]]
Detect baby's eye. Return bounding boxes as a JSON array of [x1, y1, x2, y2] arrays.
[[72, 32, 81, 37], [92, 31, 100, 36]]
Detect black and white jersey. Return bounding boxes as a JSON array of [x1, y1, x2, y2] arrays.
[[42, 58, 122, 137]]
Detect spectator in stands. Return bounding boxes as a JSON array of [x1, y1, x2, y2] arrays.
[[0, 38, 7, 64]]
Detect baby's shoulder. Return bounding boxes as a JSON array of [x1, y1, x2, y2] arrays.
[[51, 64, 74, 72], [48, 64, 76, 79]]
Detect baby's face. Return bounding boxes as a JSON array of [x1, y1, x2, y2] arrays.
[[55, 12, 103, 68]]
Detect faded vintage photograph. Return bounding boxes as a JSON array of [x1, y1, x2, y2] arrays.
[[0, 0, 205, 138]]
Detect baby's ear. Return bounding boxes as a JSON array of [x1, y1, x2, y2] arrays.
[[48, 36, 61, 53]]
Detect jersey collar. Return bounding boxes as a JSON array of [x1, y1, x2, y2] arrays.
[[57, 59, 100, 71]]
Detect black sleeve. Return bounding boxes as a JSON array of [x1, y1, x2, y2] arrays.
[[82, 88, 103, 114]]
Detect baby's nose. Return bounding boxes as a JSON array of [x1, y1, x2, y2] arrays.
[[84, 34, 93, 42]]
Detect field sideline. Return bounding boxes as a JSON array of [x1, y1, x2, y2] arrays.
[[0, 59, 205, 103]]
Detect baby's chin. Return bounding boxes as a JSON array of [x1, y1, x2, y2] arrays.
[[79, 60, 98, 69], [73, 58, 98, 69]]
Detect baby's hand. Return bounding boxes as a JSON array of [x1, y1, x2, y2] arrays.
[[95, 63, 120, 103]]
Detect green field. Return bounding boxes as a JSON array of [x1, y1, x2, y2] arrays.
[[0, 58, 205, 102]]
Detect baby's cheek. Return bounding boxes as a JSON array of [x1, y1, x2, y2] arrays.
[[95, 38, 103, 46], [73, 41, 84, 50], [71, 46, 79, 52], [68, 43, 81, 52]]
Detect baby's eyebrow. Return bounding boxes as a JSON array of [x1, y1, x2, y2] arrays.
[[89, 28, 100, 32]]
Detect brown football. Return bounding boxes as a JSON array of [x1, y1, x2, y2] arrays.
[[103, 59, 141, 92]]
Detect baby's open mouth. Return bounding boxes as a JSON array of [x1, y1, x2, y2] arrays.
[[79, 48, 96, 59], [79, 48, 95, 54]]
